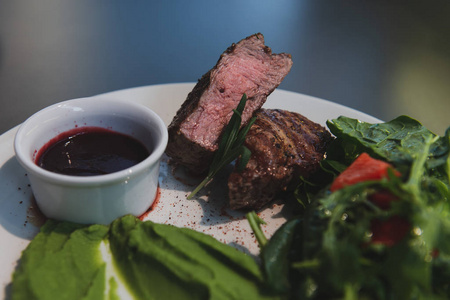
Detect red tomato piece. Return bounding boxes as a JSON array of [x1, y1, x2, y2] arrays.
[[368, 190, 399, 210], [370, 216, 410, 246], [330, 153, 400, 192], [431, 249, 440, 258]]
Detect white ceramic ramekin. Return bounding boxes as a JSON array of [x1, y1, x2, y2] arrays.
[[14, 97, 168, 225]]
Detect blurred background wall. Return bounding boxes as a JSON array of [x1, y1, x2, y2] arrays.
[[0, 0, 449, 134]]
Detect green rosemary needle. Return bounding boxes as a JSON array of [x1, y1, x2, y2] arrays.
[[187, 94, 256, 199]]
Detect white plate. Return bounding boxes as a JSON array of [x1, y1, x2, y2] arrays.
[[0, 83, 381, 298]]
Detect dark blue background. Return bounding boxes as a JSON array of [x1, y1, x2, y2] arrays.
[[1, 1, 449, 134]]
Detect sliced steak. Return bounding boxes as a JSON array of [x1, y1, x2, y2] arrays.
[[166, 33, 293, 174], [228, 109, 333, 210]]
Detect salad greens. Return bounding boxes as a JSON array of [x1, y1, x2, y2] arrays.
[[12, 221, 111, 300], [250, 115, 450, 299], [12, 215, 277, 300], [326, 115, 449, 181]]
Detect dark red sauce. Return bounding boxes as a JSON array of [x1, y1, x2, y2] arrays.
[[36, 127, 151, 176]]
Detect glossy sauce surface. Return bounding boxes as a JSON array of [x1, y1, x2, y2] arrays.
[[36, 127, 150, 176]]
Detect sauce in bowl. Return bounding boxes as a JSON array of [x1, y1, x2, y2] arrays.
[[36, 127, 150, 176]]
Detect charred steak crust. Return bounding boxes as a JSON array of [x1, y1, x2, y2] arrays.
[[228, 109, 333, 210], [166, 33, 293, 174]]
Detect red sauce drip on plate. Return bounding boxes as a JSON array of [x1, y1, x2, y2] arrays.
[[36, 127, 150, 176], [139, 186, 161, 220]]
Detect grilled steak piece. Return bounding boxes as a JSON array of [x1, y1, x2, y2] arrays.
[[228, 109, 333, 210], [166, 33, 293, 174]]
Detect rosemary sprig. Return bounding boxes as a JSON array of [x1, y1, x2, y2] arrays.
[[187, 94, 256, 199], [246, 211, 268, 247]]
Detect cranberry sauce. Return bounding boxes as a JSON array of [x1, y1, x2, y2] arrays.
[[36, 127, 151, 176]]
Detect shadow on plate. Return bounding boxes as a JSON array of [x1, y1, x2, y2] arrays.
[[0, 156, 41, 240]]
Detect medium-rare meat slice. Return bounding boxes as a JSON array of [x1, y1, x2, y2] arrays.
[[166, 33, 293, 174], [228, 109, 333, 210]]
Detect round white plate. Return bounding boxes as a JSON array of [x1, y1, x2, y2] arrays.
[[0, 83, 381, 298]]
